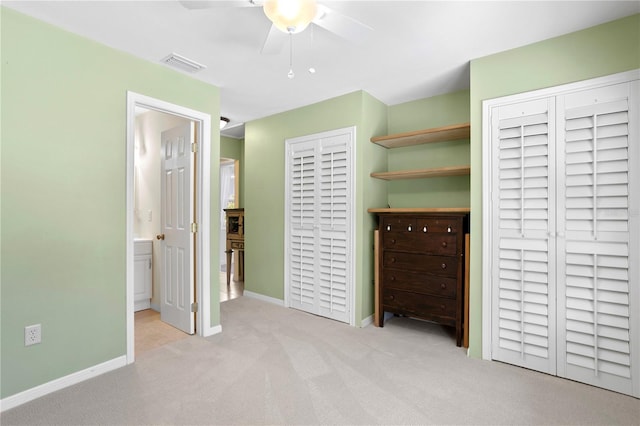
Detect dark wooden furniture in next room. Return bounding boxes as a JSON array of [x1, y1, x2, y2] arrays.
[[224, 208, 244, 286]]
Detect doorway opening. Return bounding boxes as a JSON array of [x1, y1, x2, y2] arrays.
[[126, 92, 214, 364], [219, 158, 243, 302]]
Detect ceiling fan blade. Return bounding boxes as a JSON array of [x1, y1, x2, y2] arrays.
[[313, 4, 373, 44], [261, 24, 288, 54], [178, 0, 258, 10]]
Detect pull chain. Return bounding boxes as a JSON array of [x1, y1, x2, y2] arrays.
[[287, 28, 295, 79]]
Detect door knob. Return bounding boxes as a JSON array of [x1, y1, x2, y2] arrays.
[[156, 234, 165, 240]]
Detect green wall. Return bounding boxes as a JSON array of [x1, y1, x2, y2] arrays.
[[0, 8, 220, 399], [468, 14, 640, 357], [386, 90, 470, 208], [220, 136, 244, 208], [244, 91, 387, 324]]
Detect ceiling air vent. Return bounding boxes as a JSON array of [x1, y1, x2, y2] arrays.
[[161, 53, 207, 73]]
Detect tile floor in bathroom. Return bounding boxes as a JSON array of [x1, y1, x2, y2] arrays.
[[134, 272, 244, 356]]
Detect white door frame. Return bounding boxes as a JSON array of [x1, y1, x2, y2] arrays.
[[126, 91, 214, 364]]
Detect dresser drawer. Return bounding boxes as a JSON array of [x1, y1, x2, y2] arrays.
[[382, 232, 457, 255], [383, 251, 458, 277], [383, 269, 457, 298], [381, 216, 462, 234], [382, 289, 457, 322]]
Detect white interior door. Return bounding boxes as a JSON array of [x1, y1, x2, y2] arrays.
[[288, 139, 318, 313], [556, 81, 639, 396], [490, 97, 557, 375], [285, 127, 355, 324], [160, 123, 195, 334]]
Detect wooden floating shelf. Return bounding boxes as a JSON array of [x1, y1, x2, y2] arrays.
[[371, 122, 470, 149], [370, 165, 470, 180], [368, 207, 471, 213]]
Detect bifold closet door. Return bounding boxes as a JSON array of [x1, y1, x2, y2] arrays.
[[288, 139, 318, 313], [556, 81, 639, 396], [490, 77, 639, 397], [490, 97, 557, 375], [286, 128, 354, 324]]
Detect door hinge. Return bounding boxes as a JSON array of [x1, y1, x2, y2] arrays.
[[191, 142, 198, 153], [191, 302, 198, 313], [191, 222, 198, 233]]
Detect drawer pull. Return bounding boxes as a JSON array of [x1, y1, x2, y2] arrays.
[[389, 295, 395, 301], [391, 239, 396, 244], [386, 225, 391, 231], [441, 263, 447, 269], [390, 276, 395, 281], [440, 304, 446, 310], [440, 283, 446, 289], [423, 226, 428, 233], [391, 257, 396, 263], [407, 225, 412, 232], [447, 226, 452, 233], [441, 241, 448, 248]]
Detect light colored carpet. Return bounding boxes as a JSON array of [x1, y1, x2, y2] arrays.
[[2, 296, 638, 425]]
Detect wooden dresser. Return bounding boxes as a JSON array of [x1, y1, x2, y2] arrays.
[[375, 211, 468, 346]]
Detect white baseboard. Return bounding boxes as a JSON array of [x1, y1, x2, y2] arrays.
[[134, 299, 151, 312], [202, 324, 222, 338], [243, 291, 284, 307], [360, 314, 373, 328], [150, 302, 160, 312], [0, 355, 127, 412]]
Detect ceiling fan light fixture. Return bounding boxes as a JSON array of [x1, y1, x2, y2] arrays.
[[220, 117, 230, 129], [264, 0, 317, 34]]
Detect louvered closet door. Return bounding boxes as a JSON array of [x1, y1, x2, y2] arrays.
[[288, 140, 318, 312], [317, 135, 351, 322], [556, 81, 639, 396], [285, 127, 354, 324], [490, 98, 557, 374]]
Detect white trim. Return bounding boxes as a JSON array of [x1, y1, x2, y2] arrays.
[[134, 300, 151, 312], [126, 91, 214, 361], [481, 69, 640, 363], [0, 356, 126, 412], [204, 324, 223, 337], [243, 291, 285, 307], [627, 79, 640, 398], [360, 314, 373, 328], [481, 98, 493, 361]]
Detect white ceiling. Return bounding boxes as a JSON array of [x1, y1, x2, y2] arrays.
[[5, 1, 639, 138]]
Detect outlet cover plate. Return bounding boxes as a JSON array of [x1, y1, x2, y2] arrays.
[[25, 324, 42, 346]]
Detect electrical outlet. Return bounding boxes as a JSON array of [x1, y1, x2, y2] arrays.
[[25, 324, 42, 346]]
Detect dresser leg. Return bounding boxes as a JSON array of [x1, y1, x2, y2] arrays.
[[225, 249, 232, 286]]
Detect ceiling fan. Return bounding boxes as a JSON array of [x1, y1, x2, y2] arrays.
[[178, 0, 373, 55]]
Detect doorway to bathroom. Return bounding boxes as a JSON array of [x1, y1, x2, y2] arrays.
[[126, 91, 214, 363], [133, 110, 194, 356]]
